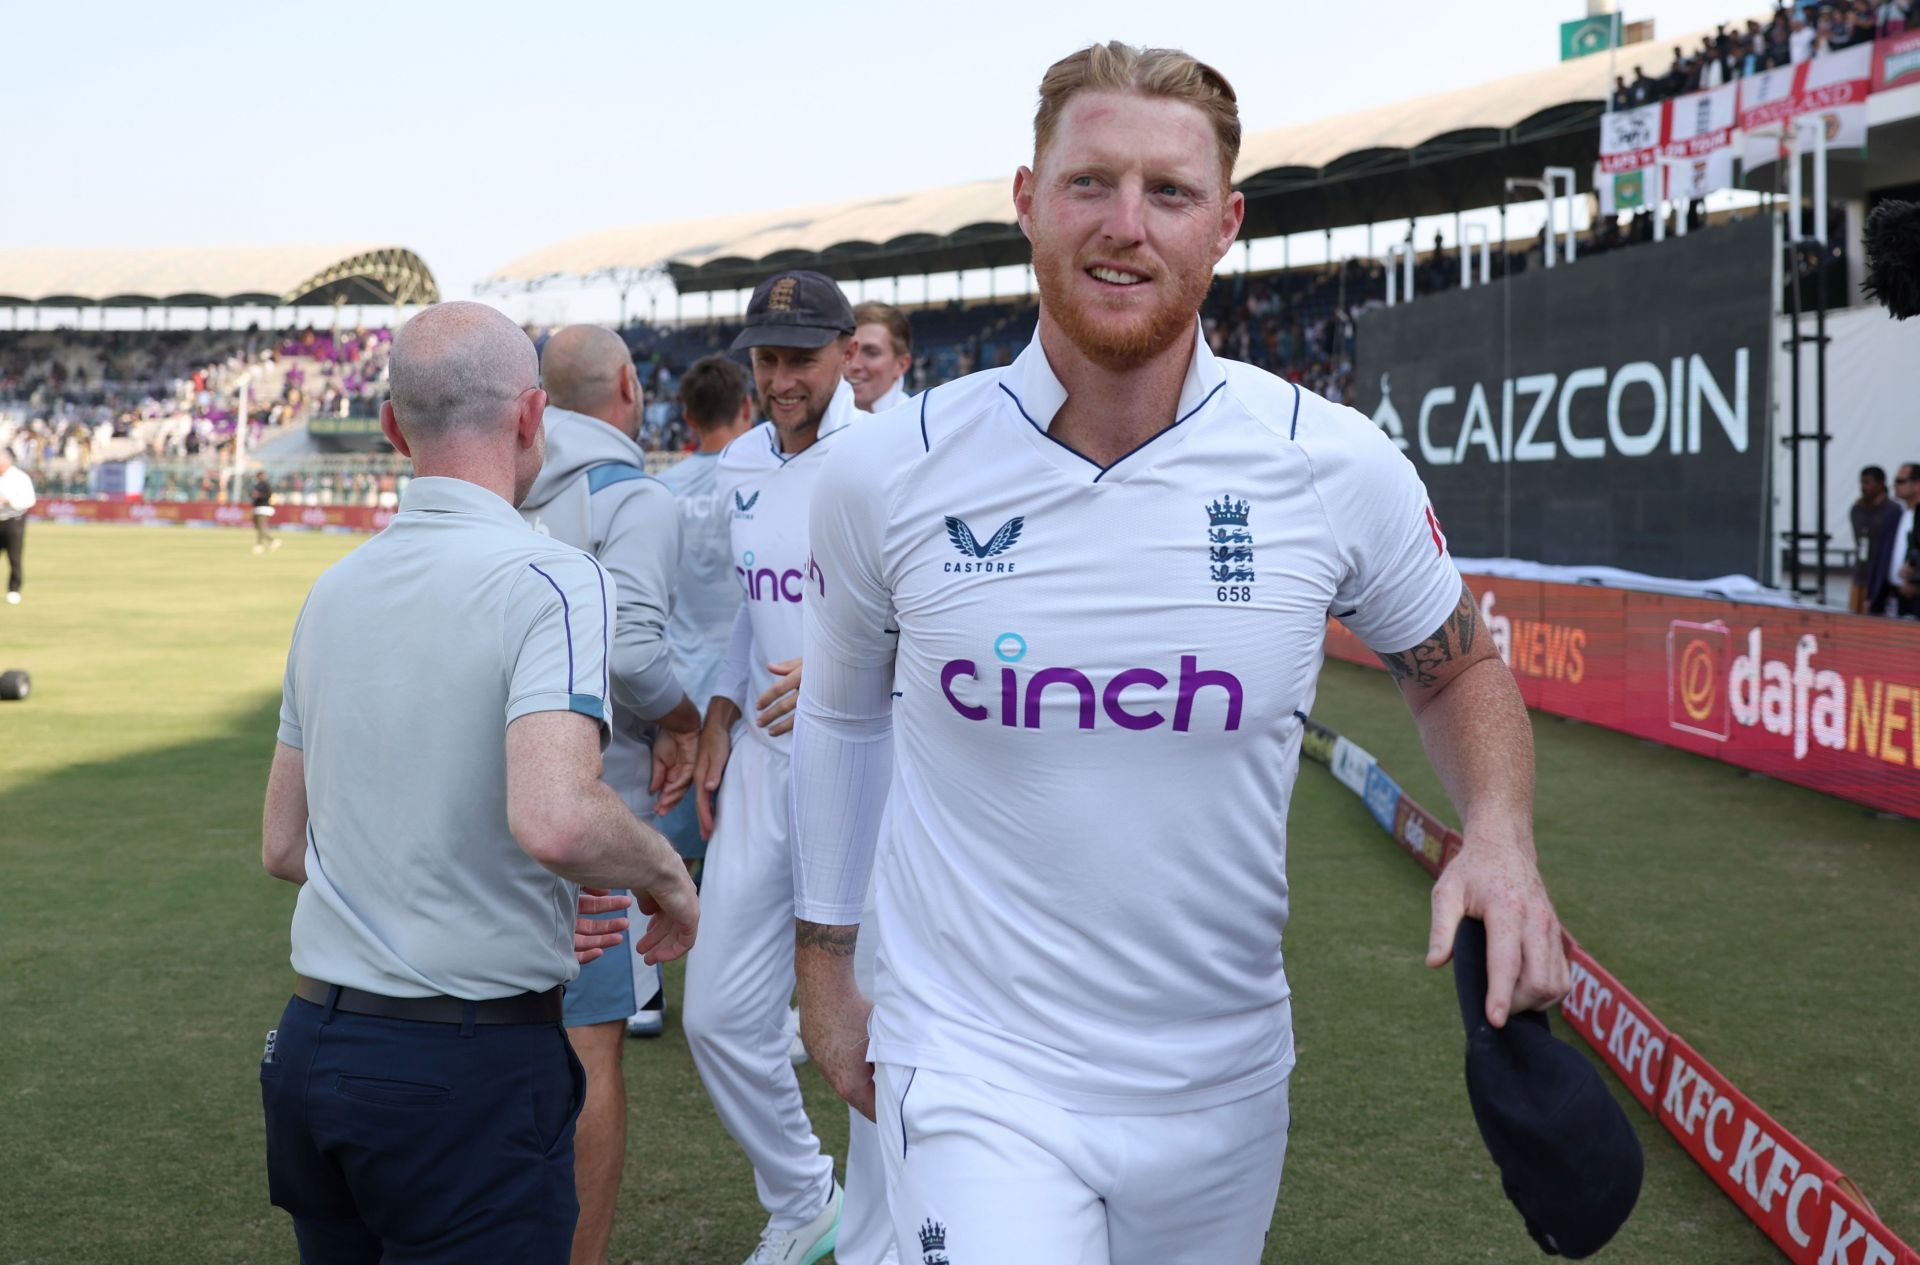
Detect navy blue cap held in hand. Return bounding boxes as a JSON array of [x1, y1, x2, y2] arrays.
[[1453, 917, 1643, 1258]]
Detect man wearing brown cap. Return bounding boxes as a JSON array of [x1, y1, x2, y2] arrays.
[[658, 271, 892, 1265]]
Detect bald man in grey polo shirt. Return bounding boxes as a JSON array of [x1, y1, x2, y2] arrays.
[[259, 301, 698, 1265]]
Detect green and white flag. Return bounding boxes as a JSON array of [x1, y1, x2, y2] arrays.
[[1598, 168, 1647, 216], [1560, 13, 1621, 61]]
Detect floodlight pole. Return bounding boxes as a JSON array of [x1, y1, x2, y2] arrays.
[[1506, 177, 1552, 267], [1653, 159, 1688, 240], [231, 374, 250, 505], [1460, 224, 1491, 288], [1806, 119, 1827, 246], [1382, 242, 1413, 305], [1544, 167, 1577, 264]]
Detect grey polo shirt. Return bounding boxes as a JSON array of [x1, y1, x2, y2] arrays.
[[278, 476, 614, 1000]]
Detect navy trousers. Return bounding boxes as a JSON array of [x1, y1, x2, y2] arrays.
[[261, 992, 585, 1264]]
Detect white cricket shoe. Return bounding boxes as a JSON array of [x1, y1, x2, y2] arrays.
[[626, 1002, 664, 1038], [628, 956, 664, 1037], [787, 1004, 808, 1066], [744, 1183, 839, 1265], [4, 592, 18, 604]]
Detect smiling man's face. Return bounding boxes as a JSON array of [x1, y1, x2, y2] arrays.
[[1018, 89, 1242, 371], [750, 338, 851, 451]]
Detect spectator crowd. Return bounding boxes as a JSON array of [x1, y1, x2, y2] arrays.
[[1611, 0, 1918, 108]]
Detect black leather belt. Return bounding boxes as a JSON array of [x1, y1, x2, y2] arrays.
[[294, 976, 564, 1025]]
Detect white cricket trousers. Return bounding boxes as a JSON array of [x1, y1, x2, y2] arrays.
[[874, 1063, 1290, 1265], [682, 735, 893, 1262]]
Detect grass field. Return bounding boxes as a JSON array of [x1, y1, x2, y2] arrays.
[[0, 522, 1915, 1265]]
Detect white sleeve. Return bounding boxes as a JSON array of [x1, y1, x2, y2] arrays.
[[790, 435, 898, 926], [713, 603, 753, 713], [1310, 404, 1464, 653]]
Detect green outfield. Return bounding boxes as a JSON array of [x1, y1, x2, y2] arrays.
[[0, 523, 1914, 1265]]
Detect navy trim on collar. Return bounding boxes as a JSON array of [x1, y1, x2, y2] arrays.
[[999, 378, 1226, 483], [1091, 381, 1224, 484]]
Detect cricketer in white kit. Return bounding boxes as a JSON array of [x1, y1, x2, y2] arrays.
[[676, 270, 897, 1265], [790, 43, 1569, 1265]]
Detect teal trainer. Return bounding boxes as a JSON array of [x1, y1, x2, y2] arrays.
[[744, 1182, 840, 1265]]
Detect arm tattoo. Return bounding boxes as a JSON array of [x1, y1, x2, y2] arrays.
[[795, 920, 859, 957], [1375, 581, 1479, 689]]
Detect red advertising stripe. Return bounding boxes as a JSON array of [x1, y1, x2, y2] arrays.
[[1329, 575, 1920, 819], [31, 499, 391, 532], [1559, 940, 1669, 1116], [1301, 715, 1916, 1260], [1656, 1036, 1841, 1262], [1821, 1185, 1912, 1265]]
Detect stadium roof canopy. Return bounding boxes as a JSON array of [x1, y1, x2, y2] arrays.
[[485, 20, 1731, 295], [0, 245, 440, 308]]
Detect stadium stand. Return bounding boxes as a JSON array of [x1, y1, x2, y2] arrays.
[[1, 325, 397, 502], [1614, 0, 1919, 107]]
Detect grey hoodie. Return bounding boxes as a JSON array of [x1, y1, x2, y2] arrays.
[[520, 406, 684, 812]]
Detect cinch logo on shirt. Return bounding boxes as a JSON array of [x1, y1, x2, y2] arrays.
[[939, 633, 1244, 732], [943, 514, 1022, 575], [736, 550, 821, 603]]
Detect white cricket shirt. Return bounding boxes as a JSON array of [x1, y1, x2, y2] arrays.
[[798, 324, 1462, 1113], [716, 378, 861, 754], [656, 451, 742, 714]]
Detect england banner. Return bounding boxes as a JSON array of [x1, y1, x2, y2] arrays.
[[1667, 148, 1736, 201], [1661, 82, 1736, 200], [1665, 82, 1738, 157], [1600, 102, 1663, 174], [1597, 86, 1736, 212], [1739, 43, 1873, 169]]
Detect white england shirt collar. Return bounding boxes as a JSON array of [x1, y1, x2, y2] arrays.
[[866, 378, 909, 414], [1002, 318, 1225, 433]]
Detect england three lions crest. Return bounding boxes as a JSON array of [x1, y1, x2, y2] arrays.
[[919, 1218, 949, 1265], [1207, 495, 1256, 593]]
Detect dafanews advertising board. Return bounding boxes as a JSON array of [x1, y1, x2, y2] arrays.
[[1326, 574, 1920, 820], [1355, 215, 1773, 581]]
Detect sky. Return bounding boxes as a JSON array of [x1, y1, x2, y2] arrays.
[[1, 0, 1755, 325]]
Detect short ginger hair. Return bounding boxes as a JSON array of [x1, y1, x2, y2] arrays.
[[1032, 42, 1242, 191]]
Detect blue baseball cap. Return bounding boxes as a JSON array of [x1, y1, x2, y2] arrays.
[[730, 270, 856, 351], [1453, 917, 1643, 1258]]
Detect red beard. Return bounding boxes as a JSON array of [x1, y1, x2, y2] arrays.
[[1031, 236, 1211, 371]]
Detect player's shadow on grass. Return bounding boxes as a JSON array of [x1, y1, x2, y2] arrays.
[[0, 688, 852, 1263], [0, 689, 314, 1263]]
